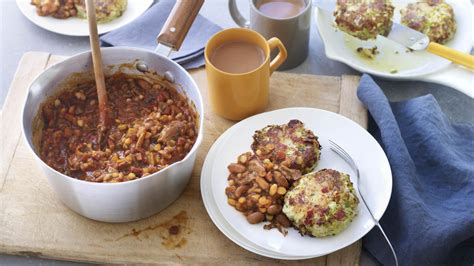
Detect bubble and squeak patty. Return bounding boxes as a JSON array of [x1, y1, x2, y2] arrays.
[[400, 0, 456, 44], [334, 0, 395, 40], [283, 169, 359, 237], [251, 120, 321, 176]]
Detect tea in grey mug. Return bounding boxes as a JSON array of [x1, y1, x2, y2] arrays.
[[229, 0, 312, 70]]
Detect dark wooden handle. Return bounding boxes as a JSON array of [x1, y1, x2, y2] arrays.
[[157, 0, 205, 50]]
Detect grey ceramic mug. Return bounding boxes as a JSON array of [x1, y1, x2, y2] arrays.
[[229, 0, 312, 70]]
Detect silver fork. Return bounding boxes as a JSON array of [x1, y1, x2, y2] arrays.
[[329, 139, 399, 266]]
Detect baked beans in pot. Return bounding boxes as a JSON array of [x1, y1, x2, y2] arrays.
[[37, 72, 199, 183]]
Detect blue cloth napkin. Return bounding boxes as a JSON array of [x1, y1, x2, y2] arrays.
[[357, 74, 474, 266], [100, 0, 222, 69]]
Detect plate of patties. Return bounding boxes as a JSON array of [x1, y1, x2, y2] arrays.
[[201, 108, 392, 258], [17, 0, 153, 36], [201, 128, 315, 260], [314, 0, 473, 96]]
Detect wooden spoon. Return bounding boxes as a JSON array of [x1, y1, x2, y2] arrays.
[[85, 0, 108, 143]]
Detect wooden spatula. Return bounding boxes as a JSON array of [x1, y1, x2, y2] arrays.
[[85, 0, 108, 144]]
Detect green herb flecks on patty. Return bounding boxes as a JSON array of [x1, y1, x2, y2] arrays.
[[283, 169, 359, 237], [251, 120, 321, 177], [334, 0, 395, 40]]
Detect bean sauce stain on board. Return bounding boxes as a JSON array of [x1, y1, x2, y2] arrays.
[[115, 211, 190, 249]]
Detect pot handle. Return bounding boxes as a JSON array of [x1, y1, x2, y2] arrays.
[[229, 0, 250, 28], [157, 0, 205, 51]]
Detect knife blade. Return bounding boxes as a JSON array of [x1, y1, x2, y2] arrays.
[[155, 43, 174, 58], [386, 22, 430, 50]]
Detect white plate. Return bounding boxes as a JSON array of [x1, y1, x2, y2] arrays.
[[17, 0, 153, 36], [201, 130, 313, 260], [202, 108, 392, 258], [315, 0, 473, 79]]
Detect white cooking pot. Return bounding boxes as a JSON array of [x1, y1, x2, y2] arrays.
[[21, 0, 205, 223]]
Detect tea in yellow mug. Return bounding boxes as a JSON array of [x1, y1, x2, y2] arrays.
[[205, 28, 287, 121]]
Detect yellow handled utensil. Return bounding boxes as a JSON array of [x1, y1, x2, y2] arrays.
[[426, 42, 474, 70], [386, 22, 474, 70]]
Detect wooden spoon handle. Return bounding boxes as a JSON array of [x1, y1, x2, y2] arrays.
[[86, 0, 108, 130], [157, 0, 205, 50]]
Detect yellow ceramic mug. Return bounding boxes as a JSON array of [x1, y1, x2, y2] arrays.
[[205, 28, 287, 121]]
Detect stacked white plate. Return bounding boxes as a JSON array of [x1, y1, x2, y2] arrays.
[[200, 108, 393, 259]]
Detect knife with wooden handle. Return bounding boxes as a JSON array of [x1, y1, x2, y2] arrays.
[[155, 0, 205, 57], [315, 2, 474, 70]]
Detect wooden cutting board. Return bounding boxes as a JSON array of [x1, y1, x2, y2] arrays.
[[0, 52, 367, 265]]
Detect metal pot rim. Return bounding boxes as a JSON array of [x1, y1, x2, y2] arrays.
[[21, 47, 205, 187]]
